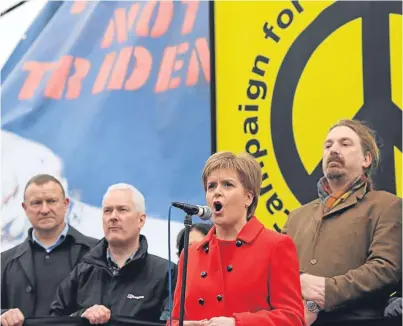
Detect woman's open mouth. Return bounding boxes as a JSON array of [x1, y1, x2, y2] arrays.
[[213, 201, 223, 213]]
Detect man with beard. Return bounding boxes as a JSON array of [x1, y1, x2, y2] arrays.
[[283, 120, 402, 326]]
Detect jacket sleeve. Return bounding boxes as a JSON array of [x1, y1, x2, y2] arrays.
[[232, 236, 305, 326], [1, 271, 6, 313], [160, 261, 178, 321], [281, 211, 293, 235], [325, 197, 402, 310], [50, 265, 84, 317], [1, 283, 8, 315], [166, 254, 185, 326], [1, 252, 10, 314]]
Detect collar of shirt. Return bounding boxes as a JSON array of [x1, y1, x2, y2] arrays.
[[106, 247, 138, 271], [32, 223, 69, 253]]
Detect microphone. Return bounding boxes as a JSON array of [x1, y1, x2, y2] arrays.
[[172, 202, 212, 220]]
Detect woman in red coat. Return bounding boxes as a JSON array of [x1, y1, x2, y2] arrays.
[[168, 152, 305, 326]]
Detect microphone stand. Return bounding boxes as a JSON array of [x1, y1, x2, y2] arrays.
[[1, 1, 28, 17], [179, 213, 192, 326]]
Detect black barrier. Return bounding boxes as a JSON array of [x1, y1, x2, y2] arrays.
[[22, 316, 165, 326], [314, 316, 402, 326], [19, 315, 401, 326]]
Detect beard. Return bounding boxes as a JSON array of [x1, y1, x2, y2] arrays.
[[324, 154, 346, 180], [326, 168, 346, 180]]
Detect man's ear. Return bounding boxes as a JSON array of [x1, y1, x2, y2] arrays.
[[139, 213, 146, 228], [363, 151, 372, 169], [64, 197, 70, 209]]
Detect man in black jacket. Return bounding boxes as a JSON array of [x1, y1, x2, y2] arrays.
[[50, 183, 177, 324], [1, 174, 98, 326]]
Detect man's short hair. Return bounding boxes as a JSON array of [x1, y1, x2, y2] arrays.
[[24, 174, 66, 200], [102, 183, 145, 214]]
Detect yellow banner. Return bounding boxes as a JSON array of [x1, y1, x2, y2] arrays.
[[213, 1, 402, 231]]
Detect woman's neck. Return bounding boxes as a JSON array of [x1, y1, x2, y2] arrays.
[[215, 219, 247, 241]]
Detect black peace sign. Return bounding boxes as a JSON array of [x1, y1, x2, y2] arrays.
[[271, 1, 402, 205]]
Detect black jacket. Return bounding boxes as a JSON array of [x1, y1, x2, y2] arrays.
[[1, 226, 98, 317], [50, 235, 177, 323]]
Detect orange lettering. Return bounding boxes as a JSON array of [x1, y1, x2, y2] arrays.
[[101, 4, 140, 49], [113, 9, 128, 44], [127, 3, 140, 30], [70, 0, 88, 14], [155, 43, 189, 93], [19, 62, 54, 100], [66, 57, 91, 99], [136, 0, 173, 38], [92, 52, 117, 94], [102, 23, 115, 49], [101, 1, 173, 48], [44, 56, 74, 99], [186, 37, 210, 86], [108, 47, 133, 90], [181, 0, 199, 35], [125, 47, 153, 90]]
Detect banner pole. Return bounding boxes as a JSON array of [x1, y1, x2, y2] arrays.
[[1, 1, 29, 17]]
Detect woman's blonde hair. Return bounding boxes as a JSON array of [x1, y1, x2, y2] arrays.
[[202, 151, 262, 218]]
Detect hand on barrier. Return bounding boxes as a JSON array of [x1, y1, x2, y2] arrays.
[[183, 321, 207, 326], [301, 274, 325, 308], [0, 308, 24, 326], [205, 317, 235, 326], [81, 305, 111, 324], [384, 297, 402, 317]]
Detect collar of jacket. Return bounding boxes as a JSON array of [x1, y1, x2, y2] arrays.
[[196, 216, 264, 251], [12, 225, 92, 260], [10, 225, 94, 289], [317, 183, 369, 218], [82, 234, 148, 270]]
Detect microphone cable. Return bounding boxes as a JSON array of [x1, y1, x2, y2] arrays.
[[167, 204, 173, 326]]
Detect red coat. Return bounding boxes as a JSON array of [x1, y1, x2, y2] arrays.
[[169, 217, 305, 326]]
